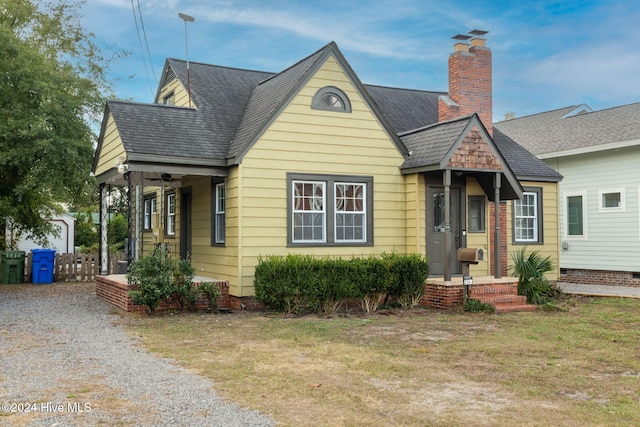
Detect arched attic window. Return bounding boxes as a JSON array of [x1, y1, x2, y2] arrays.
[[311, 86, 352, 113]]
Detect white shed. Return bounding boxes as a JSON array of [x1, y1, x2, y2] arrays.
[[13, 214, 76, 254]]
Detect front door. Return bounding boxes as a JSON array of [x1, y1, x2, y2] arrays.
[[180, 187, 192, 259], [426, 186, 464, 276]]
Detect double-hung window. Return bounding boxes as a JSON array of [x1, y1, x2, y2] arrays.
[[212, 181, 226, 245], [143, 196, 156, 230], [166, 193, 176, 236], [513, 188, 543, 243], [288, 174, 373, 246]]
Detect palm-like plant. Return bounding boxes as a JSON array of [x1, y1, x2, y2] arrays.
[[510, 247, 558, 305]]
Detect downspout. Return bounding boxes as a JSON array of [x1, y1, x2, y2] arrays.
[[494, 172, 502, 278]]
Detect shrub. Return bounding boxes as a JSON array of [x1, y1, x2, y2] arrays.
[[463, 298, 496, 313], [128, 250, 205, 314], [384, 252, 430, 309], [354, 256, 392, 313], [254, 252, 429, 314], [172, 258, 198, 310], [510, 247, 559, 305], [127, 248, 175, 313], [199, 282, 222, 313]]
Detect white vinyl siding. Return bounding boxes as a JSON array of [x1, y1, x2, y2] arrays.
[[547, 147, 640, 271]]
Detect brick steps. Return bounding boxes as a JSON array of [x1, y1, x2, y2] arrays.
[[469, 283, 537, 313]]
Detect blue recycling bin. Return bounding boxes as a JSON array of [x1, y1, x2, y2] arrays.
[[31, 249, 56, 284]]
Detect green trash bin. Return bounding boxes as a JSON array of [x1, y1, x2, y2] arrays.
[[1, 251, 26, 284]]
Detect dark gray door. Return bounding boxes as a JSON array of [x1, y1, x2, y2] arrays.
[[180, 188, 192, 259], [426, 186, 463, 276]]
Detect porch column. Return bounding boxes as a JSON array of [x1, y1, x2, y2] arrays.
[[443, 169, 452, 281], [126, 171, 143, 263], [99, 184, 109, 275], [494, 172, 502, 278]]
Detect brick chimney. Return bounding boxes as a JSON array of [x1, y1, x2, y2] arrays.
[[438, 30, 493, 135]]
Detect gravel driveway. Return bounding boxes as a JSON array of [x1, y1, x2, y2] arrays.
[[0, 282, 273, 426]]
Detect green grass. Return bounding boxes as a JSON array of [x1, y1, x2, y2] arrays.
[[124, 296, 640, 426]]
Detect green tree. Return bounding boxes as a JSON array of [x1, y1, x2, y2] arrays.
[[107, 214, 128, 251], [0, 0, 121, 250]]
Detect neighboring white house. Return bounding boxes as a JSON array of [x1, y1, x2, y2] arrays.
[[11, 214, 76, 254], [495, 103, 640, 287]]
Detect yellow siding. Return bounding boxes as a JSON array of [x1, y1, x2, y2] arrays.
[[182, 172, 241, 295], [465, 178, 492, 276], [157, 77, 191, 108], [236, 55, 407, 296], [95, 113, 126, 177], [506, 181, 560, 280]]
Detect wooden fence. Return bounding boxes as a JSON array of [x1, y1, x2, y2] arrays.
[[19, 252, 125, 283]]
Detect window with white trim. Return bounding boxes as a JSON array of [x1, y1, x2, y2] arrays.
[[166, 193, 176, 236], [143, 196, 156, 230], [292, 181, 326, 242], [513, 188, 543, 243], [214, 182, 225, 244], [335, 183, 366, 242], [288, 174, 372, 246], [599, 188, 624, 211]]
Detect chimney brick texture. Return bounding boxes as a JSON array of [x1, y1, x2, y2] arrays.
[[439, 44, 492, 135]]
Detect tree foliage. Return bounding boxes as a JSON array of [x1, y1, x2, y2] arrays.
[[0, 0, 120, 249]]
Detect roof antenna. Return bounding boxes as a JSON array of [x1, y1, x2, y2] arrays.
[[178, 12, 195, 108]]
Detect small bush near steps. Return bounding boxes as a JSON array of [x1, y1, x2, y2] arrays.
[[127, 249, 220, 314], [463, 298, 496, 314]]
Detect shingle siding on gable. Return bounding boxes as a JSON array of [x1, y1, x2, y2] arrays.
[[447, 128, 502, 170]]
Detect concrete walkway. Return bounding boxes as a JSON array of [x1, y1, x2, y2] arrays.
[[557, 282, 640, 298]]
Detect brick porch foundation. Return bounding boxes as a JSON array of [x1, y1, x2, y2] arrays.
[[96, 274, 230, 312], [421, 276, 535, 313]]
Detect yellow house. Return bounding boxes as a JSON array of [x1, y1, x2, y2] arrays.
[[93, 34, 562, 310]]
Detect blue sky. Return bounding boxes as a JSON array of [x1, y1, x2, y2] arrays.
[[81, 0, 640, 121]]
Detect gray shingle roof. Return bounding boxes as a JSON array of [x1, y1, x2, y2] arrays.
[[494, 102, 640, 156], [493, 128, 563, 181], [98, 41, 559, 182], [400, 116, 473, 170], [364, 85, 443, 134], [106, 100, 222, 162]]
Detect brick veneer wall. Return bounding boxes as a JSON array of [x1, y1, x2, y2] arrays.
[[421, 283, 464, 309], [560, 269, 640, 288], [95, 275, 231, 312]]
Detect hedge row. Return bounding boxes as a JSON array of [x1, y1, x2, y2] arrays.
[[254, 252, 429, 314]]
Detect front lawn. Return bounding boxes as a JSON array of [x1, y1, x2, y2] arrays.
[[124, 296, 640, 426]]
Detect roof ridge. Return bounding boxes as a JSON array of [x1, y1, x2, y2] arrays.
[[496, 105, 579, 123], [107, 99, 195, 110], [166, 57, 276, 76], [399, 114, 475, 137], [365, 84, 446, 95]]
